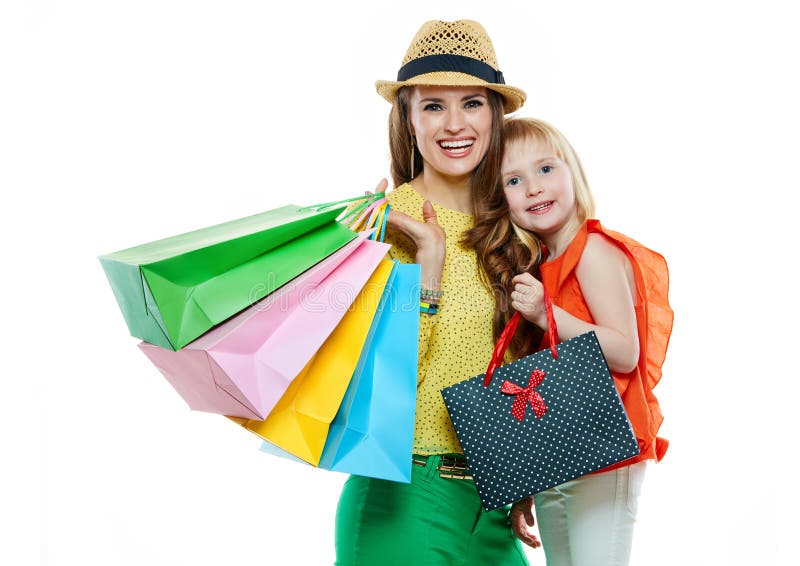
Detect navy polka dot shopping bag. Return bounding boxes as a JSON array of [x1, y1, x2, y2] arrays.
[[441, 300, 640, 511]]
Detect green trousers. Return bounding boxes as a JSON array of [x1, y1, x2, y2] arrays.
[[335, 455, 529, 566]]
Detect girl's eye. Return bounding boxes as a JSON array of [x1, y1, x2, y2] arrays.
[[538, 165, 553, 175], [423, 103, 443, 111], [506, 176, 522, 187], [464, 99, 483, 109]]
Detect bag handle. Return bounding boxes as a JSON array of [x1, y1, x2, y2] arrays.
[[362, 201, 390, 242], [360, 198, 388, 232], [339, 195, 385, 227], [483, 286, 559, 387], [300, 192, 386, 214]]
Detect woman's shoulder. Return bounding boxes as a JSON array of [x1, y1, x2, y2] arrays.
[[387, 183, 428, 221], [386, 183, 420, 212]]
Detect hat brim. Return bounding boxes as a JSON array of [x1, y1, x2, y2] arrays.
[[375, 71, 526, 114]]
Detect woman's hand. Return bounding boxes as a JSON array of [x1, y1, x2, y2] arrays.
[[368, 178, 389, 196], [510, 497, 541, 548], [387, 200, 446, 291], [510, 273, 547, 328]]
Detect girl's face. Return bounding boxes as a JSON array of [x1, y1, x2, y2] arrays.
[[502, 136, 577, 237], [408, 86, 493, 181]]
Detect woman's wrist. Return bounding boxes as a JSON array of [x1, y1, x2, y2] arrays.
[[416, 250, 444, 292], [419, 288, 443, 316]]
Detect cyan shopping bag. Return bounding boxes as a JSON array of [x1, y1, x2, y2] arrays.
[[100, 194, 384, 350], [315, 261, 419, 482], [441, 306, 640, 511], [138, 235, 389, 419]]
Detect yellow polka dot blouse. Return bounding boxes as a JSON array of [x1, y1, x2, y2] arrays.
[[385, 184, 496, 455]]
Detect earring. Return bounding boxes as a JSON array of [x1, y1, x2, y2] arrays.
[[409, 138, 416, 181]]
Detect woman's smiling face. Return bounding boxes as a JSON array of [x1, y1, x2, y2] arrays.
[[408, 86, 493, 181]]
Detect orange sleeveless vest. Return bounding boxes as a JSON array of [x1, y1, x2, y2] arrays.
[[539, 219, 673, 466]]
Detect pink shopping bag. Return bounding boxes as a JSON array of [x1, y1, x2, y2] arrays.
[[139, 233, 390, 419]]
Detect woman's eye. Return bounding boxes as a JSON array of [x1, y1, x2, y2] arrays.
[[464, 99, 483, 109], [423, 103, 443, 111], [506, 176, 521, 187], [538, 165, 553, 174]]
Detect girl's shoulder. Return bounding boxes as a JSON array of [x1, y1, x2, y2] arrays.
[[577, 231, 633, 280], [582, 231, 632, 263]]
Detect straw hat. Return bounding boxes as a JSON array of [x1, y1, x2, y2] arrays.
[[375, 20, 526, 114]]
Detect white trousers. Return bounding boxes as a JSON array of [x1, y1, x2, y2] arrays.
[[533, 461, 647, 566]]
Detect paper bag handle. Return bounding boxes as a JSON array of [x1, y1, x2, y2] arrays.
[[301, 192, 386, 215], [361, 199, 387, 231]]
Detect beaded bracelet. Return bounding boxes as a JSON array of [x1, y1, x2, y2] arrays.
[[420, 288, 443, 301]]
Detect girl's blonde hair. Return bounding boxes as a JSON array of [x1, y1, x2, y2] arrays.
[[464, 117, 596, 358]]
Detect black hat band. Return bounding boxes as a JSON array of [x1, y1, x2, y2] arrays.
[[396, 54, 505, 85]]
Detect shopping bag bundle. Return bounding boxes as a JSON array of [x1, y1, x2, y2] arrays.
[[441, 298, 640, 511], [237, 200, 421, 482], [100, 192, 420, 482], [138, 233, 389, 419], [257, 260, 420, 482]]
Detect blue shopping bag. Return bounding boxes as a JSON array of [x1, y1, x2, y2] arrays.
[[260, 260, 420, 482]]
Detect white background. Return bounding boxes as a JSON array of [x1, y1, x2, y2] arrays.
[[2, 1, 798, 564]]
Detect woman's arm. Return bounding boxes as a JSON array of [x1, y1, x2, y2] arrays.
[[381, 181, 446, 382], [387, 200, 445, 291], [510, 234, 639, 373]]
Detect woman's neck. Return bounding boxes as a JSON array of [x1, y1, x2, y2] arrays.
[[411, 169, 473, 214], [541, 216, 583, 261]]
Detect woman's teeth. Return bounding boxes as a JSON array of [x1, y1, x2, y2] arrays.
[[439, 140, 474, 154]]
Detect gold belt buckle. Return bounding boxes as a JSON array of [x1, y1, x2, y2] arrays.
[[438, 455, 472, 480], [412, 455, 428, 467]]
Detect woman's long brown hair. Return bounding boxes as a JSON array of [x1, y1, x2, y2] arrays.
[[462, 185, 544, 360]]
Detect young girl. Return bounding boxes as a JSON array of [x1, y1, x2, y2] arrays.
[[466, 117, 673, 565]]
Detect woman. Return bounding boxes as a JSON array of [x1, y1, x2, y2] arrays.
[[334, 20, 536, 565]]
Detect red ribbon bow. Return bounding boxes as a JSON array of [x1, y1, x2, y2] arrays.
[[501, 369, 548, 421]]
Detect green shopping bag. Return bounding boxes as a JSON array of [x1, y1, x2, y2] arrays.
[[100, 198, 376, 350]]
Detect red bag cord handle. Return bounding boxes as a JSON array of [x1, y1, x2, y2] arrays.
[[544, 289, 559, 360], [483, 311, 522, 386], [483, 288, 559, 387]]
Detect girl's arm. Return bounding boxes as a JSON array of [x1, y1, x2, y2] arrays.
[[511, 234, 639, 373]]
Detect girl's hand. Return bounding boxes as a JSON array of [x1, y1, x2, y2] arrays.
[[510, 497, 541, 548], [510, 272, 547, 328]]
